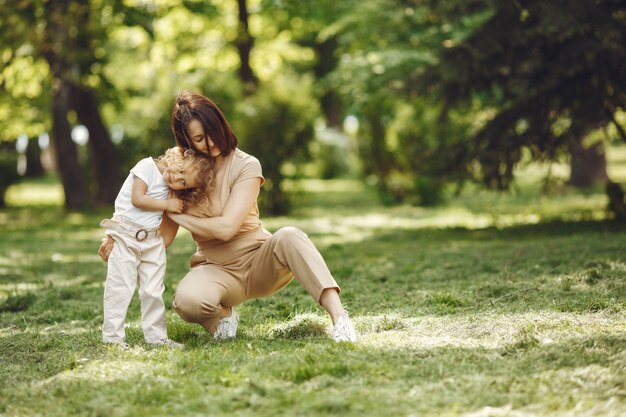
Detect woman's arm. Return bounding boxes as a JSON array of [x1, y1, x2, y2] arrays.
[[160, 212, 180, 247], [98, 235, 114, 262], [168, 177, 261, 241]]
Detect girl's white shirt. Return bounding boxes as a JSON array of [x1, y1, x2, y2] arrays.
[[113, 157, 168, 229]]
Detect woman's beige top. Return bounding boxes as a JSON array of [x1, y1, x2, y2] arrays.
[[187, 148, 266, 247]]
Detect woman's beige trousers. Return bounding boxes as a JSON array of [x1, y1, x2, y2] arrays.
[[172, 226, 340, 333]]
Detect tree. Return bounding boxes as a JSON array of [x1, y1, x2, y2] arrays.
[[317, 0, 625, 210], [321, 0, 480, 203], [0, 0, 150, 208], [236, 0, 259, 93], [0, 143, 20, 207], [50, 78, 90, 209], [235, 76, 320, 215], [260, 0, 358, 128], [568, 139, 608, 187], [416, 0, 625, 203]]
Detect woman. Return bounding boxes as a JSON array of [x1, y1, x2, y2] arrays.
[[99, 91, 357, 342]]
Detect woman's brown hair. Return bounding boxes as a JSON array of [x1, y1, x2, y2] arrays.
[[171, 91, 238, 157]]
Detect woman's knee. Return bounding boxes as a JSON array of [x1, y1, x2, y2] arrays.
[[172, 290, 219, 323], [273, 226, 306, 243]]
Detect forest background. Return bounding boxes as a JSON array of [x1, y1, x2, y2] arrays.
[[0, 0, 624, 215]]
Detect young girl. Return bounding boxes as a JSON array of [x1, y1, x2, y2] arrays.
[[100, 147, 211, 348]]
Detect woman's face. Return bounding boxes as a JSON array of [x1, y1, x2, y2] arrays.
[[187, 119, 221, 158]]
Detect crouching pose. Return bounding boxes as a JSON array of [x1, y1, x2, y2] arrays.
[[100, 92, 357, 343]]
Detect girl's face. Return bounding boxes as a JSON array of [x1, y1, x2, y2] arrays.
[[187, 119, 221, 158], [163, 160, 200, 191]]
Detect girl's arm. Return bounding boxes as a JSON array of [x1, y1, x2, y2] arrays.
[[131, 177, 183, 213], [160, 212, 180, 247], [168, 177, 261, 241]]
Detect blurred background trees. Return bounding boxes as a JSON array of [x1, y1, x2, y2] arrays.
[[0, 0, 624, 216]]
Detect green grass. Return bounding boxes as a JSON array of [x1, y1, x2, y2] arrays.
[[1, 160, 625, 416]]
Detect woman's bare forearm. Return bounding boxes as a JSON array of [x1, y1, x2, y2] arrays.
[[160, 213, 180, 247], [169, 213, 235, 241], [168, 177, 261, 241]]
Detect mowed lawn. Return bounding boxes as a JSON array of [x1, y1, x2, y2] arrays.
[[0, 162, 625, 416]]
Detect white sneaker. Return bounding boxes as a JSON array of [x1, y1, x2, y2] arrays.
[[103, 340, 130, 350], [331, 312, 357, 342], [148, 338, 184, 349], [214, 307, 239, 340]]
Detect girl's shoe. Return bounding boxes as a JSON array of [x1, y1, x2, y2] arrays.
[[148, 338, 184, 349], [103, 340, 131, 350]]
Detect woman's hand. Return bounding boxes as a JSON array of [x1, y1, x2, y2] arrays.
[[98, 235, 114, 262]]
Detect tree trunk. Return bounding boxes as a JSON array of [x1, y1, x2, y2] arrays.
[[606, 181, 626, 219], [24, 137, 45, 177], [69, 84, 122, 205], [320, 92, 343, 129], [362, 105, 392, 180], [0, 143, 20, 207], [361, 107, 404, 202], [314, 38, 342, 128], [51, 79, 91, 210], [568, 139, 609, 187], [236, 0, 258, 94], [42, 0, 90, 209]]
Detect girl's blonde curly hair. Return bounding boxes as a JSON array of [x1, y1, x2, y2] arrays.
[[157, 147, 215, 209]]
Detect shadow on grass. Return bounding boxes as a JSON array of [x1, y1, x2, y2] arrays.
[[362, 218, 626, 243]]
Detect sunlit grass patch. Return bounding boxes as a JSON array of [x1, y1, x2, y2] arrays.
[[357, 313, 408, 333], [4, 176, 64, 207], [266, 313, 329, 340], [357, 311, 625, 350]]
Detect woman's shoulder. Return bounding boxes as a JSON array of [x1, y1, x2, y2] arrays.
[[233, 148, 260, 163], [227, 148, 264, 185], [231, 148, 262, 169]]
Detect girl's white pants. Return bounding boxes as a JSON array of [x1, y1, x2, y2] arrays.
[[102, 230, 168, 343]]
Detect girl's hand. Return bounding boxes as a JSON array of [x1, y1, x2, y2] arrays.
[[98, 235, 114, 262], [166, 198, 184, 213]]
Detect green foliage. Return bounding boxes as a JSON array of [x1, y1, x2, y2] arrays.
[[319, 0, 491, 205], [235, 74, 320, 215], [312, 141, 352, 179], [310, 0, 626, 208], [418, 0, 626, 189], [2, 0, 624, 214], [0, 0, 155, 142]]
